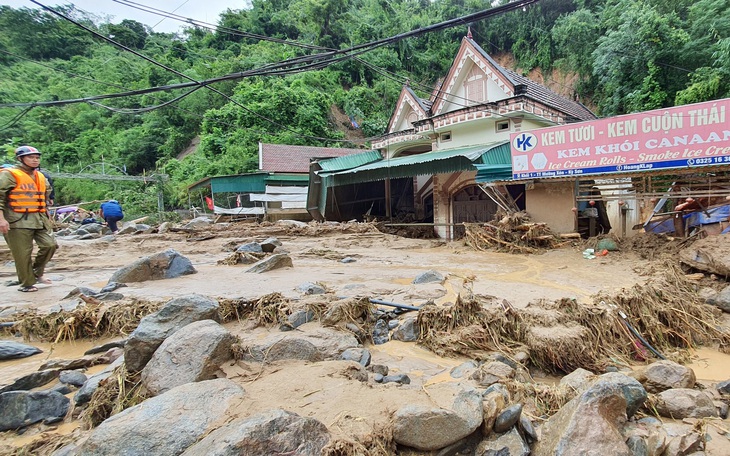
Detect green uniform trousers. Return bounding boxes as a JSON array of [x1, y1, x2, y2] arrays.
[[4, 227, 57, 287]]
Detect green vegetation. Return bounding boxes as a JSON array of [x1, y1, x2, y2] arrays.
[[1, 0, 728, 217]]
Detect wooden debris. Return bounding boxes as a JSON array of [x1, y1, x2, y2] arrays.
[[464, 211, 562, 253]]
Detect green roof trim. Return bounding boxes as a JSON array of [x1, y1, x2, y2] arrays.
[[317, 150, 383, 172], [474, 142, 514, 183], [320, 141, 509, 187], [265, 174, 309, 183]]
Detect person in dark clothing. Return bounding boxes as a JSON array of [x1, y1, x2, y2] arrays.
[[99, 199, 124, 234]]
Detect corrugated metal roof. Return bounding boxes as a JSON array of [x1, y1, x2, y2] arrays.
[[265, 174, 309, 183], [317, 150, 383, 172], [321, 141, 508, 187]]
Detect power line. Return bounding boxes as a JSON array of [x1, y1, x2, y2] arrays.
[[13, 0, 541, 110]]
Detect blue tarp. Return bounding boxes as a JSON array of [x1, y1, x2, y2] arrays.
[[647, 204, 730, 234]]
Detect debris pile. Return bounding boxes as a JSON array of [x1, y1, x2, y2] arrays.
[[463, 212, 566, 253]]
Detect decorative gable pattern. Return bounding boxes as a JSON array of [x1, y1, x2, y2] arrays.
[[433, 41, 514, 115], [387, 85, 429, 134]]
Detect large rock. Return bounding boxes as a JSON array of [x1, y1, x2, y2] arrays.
[[655, 388, 717, 419], [393, 384, 483, 451], [73, 379, 245, 456], [640, 360, 696, 393], [181, 409, 329, 456], [532, 373, 647, 456], [141, 320, 235, 396], [705, 284, 730, 313], [0, 368, 60, 394], [476, 427, 530, 456], [124, 294, 220, 372], [0, 390, 69, 431], [107, 249, 196, 284], [0, 340, 42, 360], [245, 253, 293, 273], [238, 326, 359, 363]]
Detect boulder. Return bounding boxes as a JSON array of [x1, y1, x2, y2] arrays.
[[107, 249, 196, 284], [141, 320, 235, 396], [180, 409, 329, 456], [124, 294, 220, 372], [640, 360, 696, 393], [393, 384, 483, 451], [532, 373, 647, 456], [655, 388, 717, 419], [245, 253, 293, 273], [73, 379, 244, 456], [0, 390, 69, 431], [0, 340, 42, 360]]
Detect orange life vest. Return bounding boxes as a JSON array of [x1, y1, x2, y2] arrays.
[[3, 168, 47, 213]]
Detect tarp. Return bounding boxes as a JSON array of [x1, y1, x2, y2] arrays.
[[213, 205, 264, 215]]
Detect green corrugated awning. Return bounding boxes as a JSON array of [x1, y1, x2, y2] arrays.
[[317, 151, 383, 172], [474, 142, 514, 183], [320, 141, 509, 187]]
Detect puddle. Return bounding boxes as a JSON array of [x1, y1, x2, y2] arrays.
[[687, 347, 730, 382]]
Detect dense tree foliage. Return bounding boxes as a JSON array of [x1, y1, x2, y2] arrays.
[[0, 0, 727, 217]]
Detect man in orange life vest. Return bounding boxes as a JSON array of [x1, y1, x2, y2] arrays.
[[0, 146, 56, 292]]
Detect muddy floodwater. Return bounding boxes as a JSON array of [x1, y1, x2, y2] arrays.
[[2, 224, 730, 453]]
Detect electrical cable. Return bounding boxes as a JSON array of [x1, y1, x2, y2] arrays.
[[17, 0, 542, 109]]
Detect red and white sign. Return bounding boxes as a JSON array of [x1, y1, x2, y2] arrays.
[[510, 98, 730, 179]]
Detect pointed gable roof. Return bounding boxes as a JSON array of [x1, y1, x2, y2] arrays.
[[431, 36, 595, 122], [386, 83, 431, 134]]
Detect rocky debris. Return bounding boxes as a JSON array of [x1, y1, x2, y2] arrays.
[[412, 270, 444, 284], [392, 384, 483, 451], [476, 427, 530, 456], [0, 340, 42, 360], [654, 388, 717, 419], [391, 316, 419, 342], [181, 216, 214, 230], [493, 403, 522, 433], [532, 373, 647, 456], [471, 361, 516, 387], [282, 308, 316, 330], [107, 249, 197, 284], [260, 237, 282, 253], [73, 379, 245, 456], [662, 421, 704, 456], [622, 417, 668, 456], [704, 284, 730, 313], [340, 347, 371, 367], [0, 368, 61, 394], [296, 281, 326, 295], [717, 379, 730, 394], [59, 370, 88, 387], [0, 390, 70, 431], [633, 360, 696, 393], [141, 320, 236, 396], [237, 326, 360, 363], [75, 356, 125, 406], [84, 340, 126, 356], [124, 294, 220, 372], [244, 253, 293, 273], [180, 409, 330, 456], [559, 367, 596, 394]]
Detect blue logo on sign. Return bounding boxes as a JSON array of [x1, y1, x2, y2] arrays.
[[513, 133, 537, 153]]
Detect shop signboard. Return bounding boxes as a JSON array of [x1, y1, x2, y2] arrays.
[[510, 98, 730, 179]]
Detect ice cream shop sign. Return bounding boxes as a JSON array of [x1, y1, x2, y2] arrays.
[[511, 97, 730, 179]]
